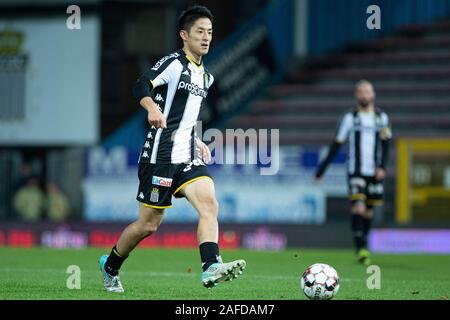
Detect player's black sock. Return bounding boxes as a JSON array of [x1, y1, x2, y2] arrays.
[[361, 216, 372, 249], [351, 214, 365, 252], [104, 246, 128, 276], [199, 242, 220, 272]]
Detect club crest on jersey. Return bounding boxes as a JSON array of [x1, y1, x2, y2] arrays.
[[150, 188, 159, 202], [177, 81, 207, 98], [152, 176, 173, 187]]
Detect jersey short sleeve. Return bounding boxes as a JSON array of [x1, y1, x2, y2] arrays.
[[380, 112, 392, 140], [133, 52, 182, 101], [148, 54, 182, 88], [207, 74, 214, 89], [336, 113, 353, 143]]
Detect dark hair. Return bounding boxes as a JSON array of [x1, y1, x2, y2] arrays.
[[177, 5, 214, 33]]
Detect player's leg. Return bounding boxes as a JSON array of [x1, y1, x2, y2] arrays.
[[362, 177, 384, 262], [351, 202, 368, 254], [352, 204, 371, 265], [362, 205, 374, 249], [99, 204, 165, 292], [111, 204, 165, 266], [173, 164, 245, 288], [348, 176, 371, 264], [179, 176, 219, 261], [99, 163, 173, 292]]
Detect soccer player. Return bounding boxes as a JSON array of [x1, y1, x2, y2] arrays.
[[99, 5, 246, 292], [315, 80, 392, 265]]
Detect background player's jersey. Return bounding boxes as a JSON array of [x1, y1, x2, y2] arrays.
[[134, 49, 214, 164], [336, 109, 392, 176]]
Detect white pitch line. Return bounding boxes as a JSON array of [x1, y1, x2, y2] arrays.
[[0, 267, 359, 282]]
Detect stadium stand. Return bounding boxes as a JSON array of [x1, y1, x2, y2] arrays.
[[230, 19, 450, 146]]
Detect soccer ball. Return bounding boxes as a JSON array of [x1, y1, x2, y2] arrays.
[[300, 263, 340, 300]]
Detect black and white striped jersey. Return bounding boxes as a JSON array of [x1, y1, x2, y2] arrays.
[[133, 49, 214, 164], [336, 109, 392, 176]]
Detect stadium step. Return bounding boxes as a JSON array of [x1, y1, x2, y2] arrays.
[[269, 82, 450, 98], [226, 16, 450, 146]]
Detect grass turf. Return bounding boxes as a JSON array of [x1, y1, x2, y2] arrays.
[[0, 247, 449, 300]]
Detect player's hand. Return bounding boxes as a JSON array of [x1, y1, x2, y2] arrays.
[[147, 104, 166, 129], [375, 168, 386, 181], [196, 139, 211, 164]]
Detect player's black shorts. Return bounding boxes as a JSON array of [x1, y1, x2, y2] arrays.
[[348, 175, 384, 208], [136, 160, 212, 209]]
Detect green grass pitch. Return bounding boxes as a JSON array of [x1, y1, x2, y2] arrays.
[[0, 247, 449, 300]]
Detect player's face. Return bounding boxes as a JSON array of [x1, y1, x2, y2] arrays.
[[355, 83, 375, 107], [184, 18, 213, 57]]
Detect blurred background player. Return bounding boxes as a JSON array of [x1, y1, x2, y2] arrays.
[[315, 80, 392, 265], [98, 5, 246, 293]]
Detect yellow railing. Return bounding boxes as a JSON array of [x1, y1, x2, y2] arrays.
[[396, 138, 450, 224]]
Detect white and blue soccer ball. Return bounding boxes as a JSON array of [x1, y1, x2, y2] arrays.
[[300, 263, 340, 300]]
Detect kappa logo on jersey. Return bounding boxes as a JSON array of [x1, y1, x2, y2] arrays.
[[177, 81, 207, 98], [151, 52, 180, 71], [182, 70, 190, 76], [154, 94, 164, 102], [152, 176, 173, 187], [144, 141, 151, 148], [147, 132, 153, 139], [142, 151, 149, 158], [138, 192, 145, 200]]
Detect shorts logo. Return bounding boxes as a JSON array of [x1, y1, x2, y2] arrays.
[[152, 176, 173, 187], [368, 183, 384, 194], [350, 177, 366, 188], [150, 188, 159, 202]]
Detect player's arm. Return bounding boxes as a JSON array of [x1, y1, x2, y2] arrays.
[[132, 57, 180, 128], [315, 140, 343, 179], [133, 73, 166, 129], [195, 136, 211, 163], [379, 139, 390, 169], [376, 114, 393, 180], [315, 113, 351, 180]]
